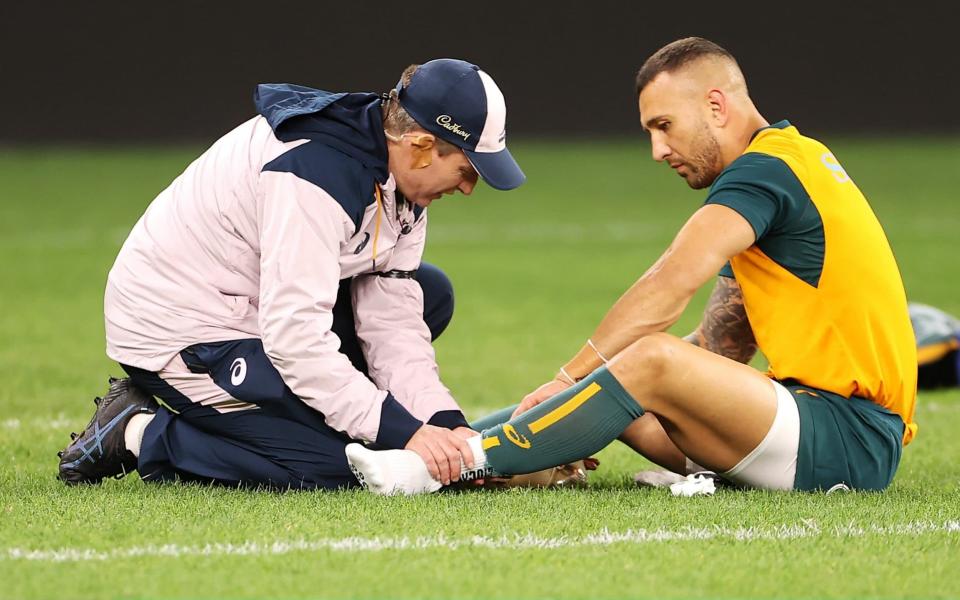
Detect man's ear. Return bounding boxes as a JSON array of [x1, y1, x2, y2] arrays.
[[409, 134, 435, 169], [707, 89, 728, 126]]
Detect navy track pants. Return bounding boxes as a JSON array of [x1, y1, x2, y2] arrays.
[[122, 263, 454, 490]]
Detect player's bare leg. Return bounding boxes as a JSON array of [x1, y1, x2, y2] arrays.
[[618, 413, 687, 474], [608, 332, 777, 473], [348, 332, 787, 494]]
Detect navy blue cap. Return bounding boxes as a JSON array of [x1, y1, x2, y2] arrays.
[[396, 59, 525, 191]]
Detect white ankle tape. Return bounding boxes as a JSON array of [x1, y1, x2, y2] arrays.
[[460, 435, 493, 480]]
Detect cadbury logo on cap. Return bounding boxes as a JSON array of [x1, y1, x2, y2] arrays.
[[435, 115, 471, 141]]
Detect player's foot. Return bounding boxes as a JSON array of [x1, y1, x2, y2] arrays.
[[345, 444, 442, 496], [483, 461, 589, 489], [634, 468, 736, 491], [633, 468, 688, 488], [57, 377, 158, 485]]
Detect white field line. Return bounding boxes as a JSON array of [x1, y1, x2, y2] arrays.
[[426, 218, 960, 244], [0, 223, 668, 249], [3, 217, 958, 250], [427, 222, 671, 244], [4, 520, 958, 563], [2, 415, 76, 431], [921, 401, 960, 413], [5, 410, 526, 433], [424, 218, 960, 244], [0, 226, 133, 251]]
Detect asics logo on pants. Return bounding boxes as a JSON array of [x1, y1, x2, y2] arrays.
[[230, 358, 247, 386]]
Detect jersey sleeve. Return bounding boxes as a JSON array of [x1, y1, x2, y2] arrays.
[[703, 152, 797, 242]]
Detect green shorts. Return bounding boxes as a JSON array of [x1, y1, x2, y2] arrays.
[[787, 382, 905, 491]]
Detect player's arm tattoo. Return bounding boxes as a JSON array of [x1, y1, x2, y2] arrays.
[[684, 277, 758, 364]]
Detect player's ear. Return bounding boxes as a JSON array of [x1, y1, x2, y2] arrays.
[[408, 134, 435, 169], [707, 89, 728, 126]]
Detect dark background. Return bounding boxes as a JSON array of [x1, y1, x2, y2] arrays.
[[2, 0, 957, 143]]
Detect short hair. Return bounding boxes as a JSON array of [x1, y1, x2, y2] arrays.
[[383, 64, 458, 156], [635, 37, 740, 95]]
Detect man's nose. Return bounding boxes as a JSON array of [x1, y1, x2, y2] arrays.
[[651, 135, 672, 162], [458, 177, 476, 195]]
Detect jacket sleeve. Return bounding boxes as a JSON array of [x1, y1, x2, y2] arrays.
[[351, 211, 469, 429], [257, 171, 423, 448]]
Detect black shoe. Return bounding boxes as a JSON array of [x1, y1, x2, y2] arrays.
[[57, 377, 158, 485]]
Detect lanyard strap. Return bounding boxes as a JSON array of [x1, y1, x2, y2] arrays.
[[372, 185, 383, 271]]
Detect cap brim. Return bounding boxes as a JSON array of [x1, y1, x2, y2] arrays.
[[464, 146, 526, 191]]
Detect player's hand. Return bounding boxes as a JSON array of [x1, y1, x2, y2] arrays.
[[405, 424, 475, 486], [512, 378, 572, 418]]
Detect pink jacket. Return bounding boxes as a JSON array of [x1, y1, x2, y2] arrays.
[[105, 112, 462, 446]]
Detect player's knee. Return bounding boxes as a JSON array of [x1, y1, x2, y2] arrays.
[[619, 333, 682, 384], [417, 263, 454, 340]]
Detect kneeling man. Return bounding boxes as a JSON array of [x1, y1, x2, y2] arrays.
[[59, 59, 525, 490]]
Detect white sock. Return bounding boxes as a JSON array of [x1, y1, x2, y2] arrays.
[[123, 413, 154, 458], [344, 444, 443, 496], [460, 435, 492, 480]]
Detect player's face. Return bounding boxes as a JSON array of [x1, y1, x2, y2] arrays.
[[391, 135, 479, 208], [638, 73, 724, 190]]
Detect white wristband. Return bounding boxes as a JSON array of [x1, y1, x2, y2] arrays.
[[587, 338, 610, 364], [558, 367, 577, 385]]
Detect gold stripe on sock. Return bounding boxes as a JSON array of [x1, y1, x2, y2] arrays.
[[528, 382, 601, 434], [482, 436, 501, 450]]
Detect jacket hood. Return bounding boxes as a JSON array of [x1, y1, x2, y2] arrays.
[[254, 84, 389, 183]]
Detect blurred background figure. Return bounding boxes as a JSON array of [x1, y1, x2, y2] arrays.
[[911, 303, 960, 390]]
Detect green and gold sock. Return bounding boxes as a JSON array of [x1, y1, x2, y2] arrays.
[[469, 404, 518, 432], [474, 366, 643, 476]]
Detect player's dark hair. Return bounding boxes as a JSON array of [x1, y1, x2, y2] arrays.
[[635, 37, 739, 95]]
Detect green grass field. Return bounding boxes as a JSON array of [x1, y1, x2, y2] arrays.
[[1, 138, 959, 599]]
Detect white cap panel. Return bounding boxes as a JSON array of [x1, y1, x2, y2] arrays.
[[475, 70, 507, 153]]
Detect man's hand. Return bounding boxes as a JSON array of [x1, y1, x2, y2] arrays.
[[512, 378, 572, 418], [405, 424, 475, 485], [452, 426, 478, 441]]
